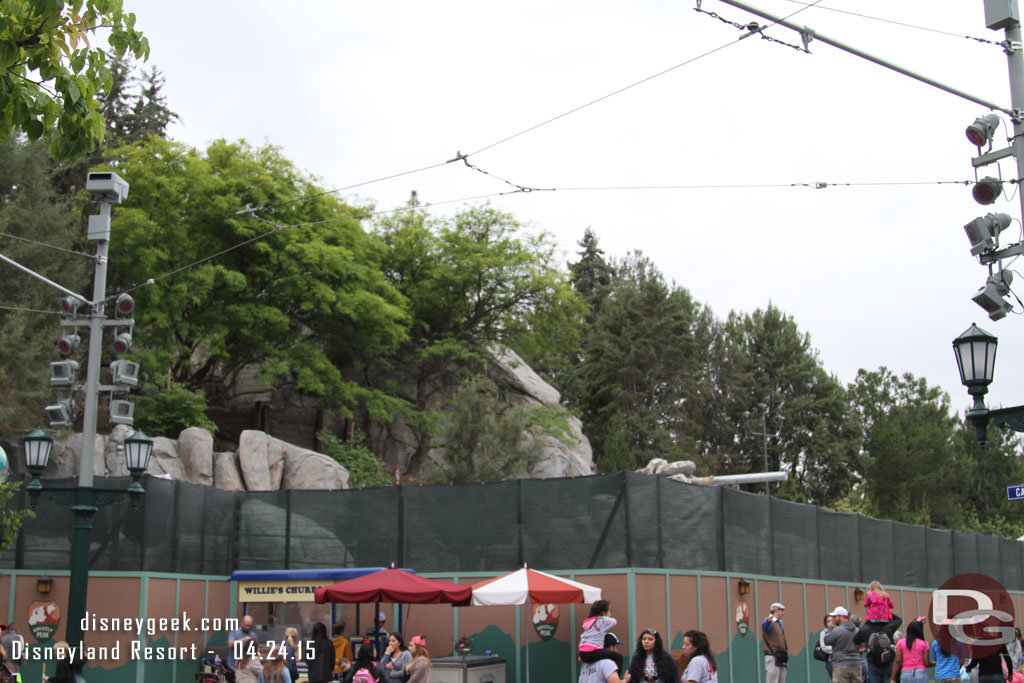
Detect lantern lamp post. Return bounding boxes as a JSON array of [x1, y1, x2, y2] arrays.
[[953, 323, 1024, 445], [20, 427, 152, 649]]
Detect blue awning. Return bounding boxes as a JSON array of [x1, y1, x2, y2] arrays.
[[229, 567, 410, 582]]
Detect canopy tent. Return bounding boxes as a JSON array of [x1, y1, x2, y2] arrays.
[[313, 567, 472, 606], [471, 568, 602, 683]]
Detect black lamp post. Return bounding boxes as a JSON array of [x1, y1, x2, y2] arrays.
[[953, 323, 1024, 444], [21, 428, 153, 648]]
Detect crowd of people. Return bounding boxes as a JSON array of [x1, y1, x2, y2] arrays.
[[809, 582, 1024, 683], [226, 613, 432, 683], [577, 600, 719, 683]]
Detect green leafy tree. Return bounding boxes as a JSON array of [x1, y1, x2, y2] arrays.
[[368, 202, 583, 472], [104, 136, 409, 412], [0, 0, 149, 160], [427, 374, 545, 484], [135, 382, 217, 438], [318, 430, 391, 489]]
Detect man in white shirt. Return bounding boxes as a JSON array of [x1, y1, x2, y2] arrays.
[[579, 633, 623, 683]]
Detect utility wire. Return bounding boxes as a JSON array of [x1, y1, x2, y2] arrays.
[[464, 0, 825, 159], [114, 189, 516, 298], [0, 304, 61, 315], [0, 231, 96, 259], [781, 0, 1003, 46], [108, 173, 977, 301]]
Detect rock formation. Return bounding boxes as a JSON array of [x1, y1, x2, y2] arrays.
[[34, 428, 349, 492]]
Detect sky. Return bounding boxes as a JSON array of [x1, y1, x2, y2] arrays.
[[124, 0, 1024, 413]]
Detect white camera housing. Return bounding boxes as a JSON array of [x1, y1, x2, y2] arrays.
[[109, 400, 135, 426], [49, 360, 79, 387], [110, 359, 140, 387], [46, 399, 75, 429], [85, 171, 129, 203]]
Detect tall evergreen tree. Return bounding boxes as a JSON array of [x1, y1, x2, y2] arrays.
[[717, 304, 860, 503]]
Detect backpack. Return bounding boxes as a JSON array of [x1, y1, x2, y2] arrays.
[[868, 631, 893, 666], [352, 667, 376, 683]]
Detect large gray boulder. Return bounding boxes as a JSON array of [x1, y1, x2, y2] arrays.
[[103, 425, 132, 477], [237, 430, 287, 491], [282, 447, 348, 490], [178, 427, 214, 486], [213, 452, 246, 491], [146, 436, 184, 479], [490, 346, 561, 406], [528, 416, 593, 478]]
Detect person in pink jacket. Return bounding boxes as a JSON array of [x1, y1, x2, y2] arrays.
[[864, 581, 894, 624]]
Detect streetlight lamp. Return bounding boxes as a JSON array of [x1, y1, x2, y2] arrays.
[[953, 323, 1024, 445], [21, 427, 153, 648]]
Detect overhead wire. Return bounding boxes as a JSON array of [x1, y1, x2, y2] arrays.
[[0, 231, 96, 259], [780, 0, 1004, 46], [465, 0, 826, 159]]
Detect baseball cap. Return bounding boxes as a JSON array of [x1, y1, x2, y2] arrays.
[[770, 602, 786, 611], [829, 606, 849, 617], [377, 611, 387, 622], [604, 633, 620, 648]]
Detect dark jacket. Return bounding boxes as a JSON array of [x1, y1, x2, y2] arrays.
[[307, 639, 336, 683], [853, 613, 902, 647]]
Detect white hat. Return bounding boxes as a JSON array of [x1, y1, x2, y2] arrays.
[[377, 611, 387, 622], [829, 606, 849, 617], [770, 602, 786, 612]]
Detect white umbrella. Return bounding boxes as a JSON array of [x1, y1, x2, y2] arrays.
[[471, 567, 602, 683]]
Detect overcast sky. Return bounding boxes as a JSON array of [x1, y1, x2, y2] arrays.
[[125, 0, 1024, 413]]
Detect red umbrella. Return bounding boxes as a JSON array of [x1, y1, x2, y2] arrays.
[[313, 567, 472, 606]]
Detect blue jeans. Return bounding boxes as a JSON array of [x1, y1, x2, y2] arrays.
[[900, 669, 928, 683], [866, 660, 892, 683], [826, 660, 833, 681]]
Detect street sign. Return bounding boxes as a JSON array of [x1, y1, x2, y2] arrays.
[[1007, 484, 1024, 501]]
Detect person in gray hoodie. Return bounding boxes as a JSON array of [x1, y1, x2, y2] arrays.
[[824, 606, 862, 683]]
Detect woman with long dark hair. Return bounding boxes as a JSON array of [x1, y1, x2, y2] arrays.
[[307, 622, 336, 683], [625, 628, 678, 683], [679, 630, 718, 683], [891, 619, 931, 683], [378, 632, 410, 682]]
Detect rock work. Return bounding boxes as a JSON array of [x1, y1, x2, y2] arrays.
[[639, 457, 701, 483], [35, 428, 349, 492]]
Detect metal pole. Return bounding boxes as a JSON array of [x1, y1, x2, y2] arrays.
[[715, 0, 1012, 115], [761, 409, 769, 495], [999, 6, 1024, 225], [67, 200, 112, 650]]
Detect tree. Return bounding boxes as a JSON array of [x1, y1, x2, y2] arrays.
[[368, 202, 583, 472], [0, 0, 149, 160], [0, 135, 90, 438], [716, 304, 860, 504], [569, 228, 614, 325], [103, 136, 409, 413], [570, 252, 712, 469], [426, 374, 545, 483], [848, 368, 965, 527]]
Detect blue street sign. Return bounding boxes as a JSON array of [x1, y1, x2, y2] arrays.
[[1008, 484, 1024, 501]]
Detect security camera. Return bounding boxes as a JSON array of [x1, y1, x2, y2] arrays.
[[110, 359, 140, 387], [972, 271, 1014, 321], [109, 400, 135, 426], [49, 360, 79, 387], [965, 213, 1012, 256], [45, 399, 75, 429], [85, 171, 130, 203]]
